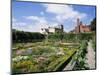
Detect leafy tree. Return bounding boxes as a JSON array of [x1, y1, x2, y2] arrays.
[[90, 18, 96, 31], [12, 29, 45, 43]]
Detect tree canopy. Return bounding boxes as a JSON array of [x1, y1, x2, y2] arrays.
[[90, 18, 96, 31], [12, 29, 45, 43]]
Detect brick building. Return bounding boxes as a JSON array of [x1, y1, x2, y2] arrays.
[[71, 18, 91, 33]]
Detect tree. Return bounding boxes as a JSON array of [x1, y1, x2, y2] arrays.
[[90, 18, 96, 31], [12, 29, 45, 43]]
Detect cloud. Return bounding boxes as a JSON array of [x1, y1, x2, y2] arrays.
[[12, 21, 39, 32], [13, 22, 26, 26], [12, 17, 45, 32], [26, 16, 47, 24], [12, 17, 26, 27], [12, 4, 88, 32], [12, 17, 33, 32], [13, 16, 50, 32], [12, 17, 17, 22], [12, 21, 27, 31], [12, 17, 26, 26], [23, 16, 49, 32], [24, 15, 60, 32], [43, 4, 87, 23]]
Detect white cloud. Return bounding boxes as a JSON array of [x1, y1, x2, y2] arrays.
[[12, 21, 39, 32], [12, 16, 50, 32], [12, 17, 17, 22], [12, 17, 32, 32], [13, 22, 26, 26], [23, 16, 49, 32], [24, 15, 61, 32], [12, 21, 27, 31], [43, 4, 87, 23], [26, 16, 47, 24], [43, 4, 69, 15], [26, 16, 39, 21], [12, 17, 27, 31], [12, 17, 26, 27], [12, 4, 87, 32]]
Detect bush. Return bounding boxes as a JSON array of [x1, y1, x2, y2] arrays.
[[48, 32, 95, 43], [12, 29, 45, 43]]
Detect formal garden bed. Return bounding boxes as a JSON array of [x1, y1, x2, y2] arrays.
[[12, 30, 96, 74], [12, 42, 79, 74]]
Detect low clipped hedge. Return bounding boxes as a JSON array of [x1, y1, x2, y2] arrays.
[[48, 32, 95, 42]]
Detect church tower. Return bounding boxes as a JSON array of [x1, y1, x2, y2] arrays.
[[77, 18, 80, 33], [77, 18, 80, 26]]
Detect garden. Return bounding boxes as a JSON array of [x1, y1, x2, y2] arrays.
[[12, 29, 96, 74], [12, 41, 79, 73]]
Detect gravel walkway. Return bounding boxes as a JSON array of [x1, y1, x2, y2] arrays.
[[63, 40, 96, 70], [85, 40, 95, 69]]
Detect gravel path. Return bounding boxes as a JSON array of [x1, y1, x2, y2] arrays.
[[63, 40, 96, 70], [63, 52, 78, 71], [85, 40, 95, 69], [63, 58, 76, 71]]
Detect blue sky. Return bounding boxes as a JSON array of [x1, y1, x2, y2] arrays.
[[12, 1, 96, 32]]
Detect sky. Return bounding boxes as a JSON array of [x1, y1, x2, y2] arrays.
[[12, 1, 96, 32]]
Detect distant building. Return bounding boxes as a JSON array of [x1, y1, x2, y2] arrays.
[[41, 25, 63, 34], [71, 18, 91, 33]]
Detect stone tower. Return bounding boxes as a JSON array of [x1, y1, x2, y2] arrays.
[[77, 18, 80, 26], [77, 18, 80, 33]]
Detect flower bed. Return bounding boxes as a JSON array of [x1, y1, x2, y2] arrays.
[[12, 42, 78, 74]]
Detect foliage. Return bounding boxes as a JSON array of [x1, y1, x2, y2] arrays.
[[12, 27, 96, 73], [12, 29, 45, 43], [73, 41, 89, 70], [12, 60, 40, 74], [12, 56, 29, 62], [48, 32, 95, 43], [90, 18, 96, 31], [12, 41, 78, 74]]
